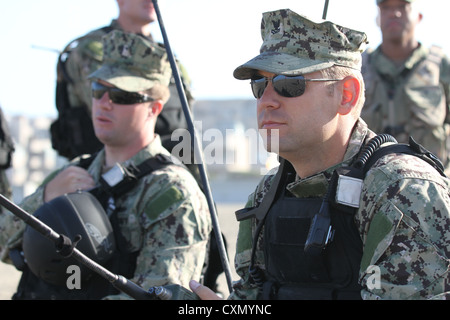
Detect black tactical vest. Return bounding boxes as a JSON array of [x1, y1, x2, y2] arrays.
[[261, 167, 363, 300]]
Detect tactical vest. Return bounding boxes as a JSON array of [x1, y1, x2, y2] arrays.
[[236, 134, 446, 300], [361, 46, 449, 164], [261, 162, 363, 300]]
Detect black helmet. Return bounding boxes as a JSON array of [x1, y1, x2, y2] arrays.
[[22, 191, 116, 286]]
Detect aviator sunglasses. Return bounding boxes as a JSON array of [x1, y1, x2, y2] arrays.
[[92, 81, 154, 105], [250, 75, 343, 99]]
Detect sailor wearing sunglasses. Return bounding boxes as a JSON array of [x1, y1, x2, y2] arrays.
[[190, 9, 450, 300], [0, 30, 211, 300]]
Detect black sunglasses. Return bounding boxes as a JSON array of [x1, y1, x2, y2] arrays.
[[91, 81, 154, 105], [250, 75, 343, 99]]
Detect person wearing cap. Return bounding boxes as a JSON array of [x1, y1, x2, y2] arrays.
[[361, 0, 450, 173], [52, 0, 194, 161], [0, 30, 211, 300], [190, 8, 450, 300]]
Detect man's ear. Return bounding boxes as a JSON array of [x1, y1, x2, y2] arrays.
[[338, 76, 361, 115], [149, 100, 163, 118]]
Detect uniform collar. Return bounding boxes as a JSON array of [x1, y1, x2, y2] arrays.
[[109, 19, 155, 42], [128, 134, 171, 165], [88, 134, 170, 178]]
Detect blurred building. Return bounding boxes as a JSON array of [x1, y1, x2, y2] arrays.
[[6, 115, 67, 203]]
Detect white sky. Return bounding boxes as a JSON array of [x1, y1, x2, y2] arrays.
[[0, 0, 447, 117]]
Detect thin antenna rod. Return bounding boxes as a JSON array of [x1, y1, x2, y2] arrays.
[[322, 0, 330, 20]]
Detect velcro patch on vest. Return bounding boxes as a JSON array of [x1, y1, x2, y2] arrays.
[[335, 176, 363, 208]]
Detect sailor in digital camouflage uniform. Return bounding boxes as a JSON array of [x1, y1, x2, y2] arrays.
[[190, 9, 450, 300], [361, 0, 450, 172], [0, 30, 211, 300]]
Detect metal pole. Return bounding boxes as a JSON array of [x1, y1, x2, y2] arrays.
[[0, 194, 153, 300], [151, 0, 234, 294], [322, 0, 330, 20]]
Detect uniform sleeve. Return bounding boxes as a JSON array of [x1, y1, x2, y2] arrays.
[[358, 160, 450, 299], [229, 172, 277, 300], [137, 187, 210, 289], [0, 165, 68, 263], [228, 218, 260, 300], [0, 186, 45, 262]]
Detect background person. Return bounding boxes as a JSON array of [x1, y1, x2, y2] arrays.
[[361, 0, 450, 171]]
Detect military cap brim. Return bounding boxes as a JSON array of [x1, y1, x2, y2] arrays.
[[89, 63, 159, 93], [233, 51, 335, 80]]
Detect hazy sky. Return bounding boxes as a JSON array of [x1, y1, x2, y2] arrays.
[[0, 0, 446, 117]]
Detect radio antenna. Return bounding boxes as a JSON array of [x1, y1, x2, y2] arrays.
[[322, 0, 330, 20]]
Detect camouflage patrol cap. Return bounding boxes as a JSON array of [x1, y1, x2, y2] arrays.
[[233, 9, 368, 80], [88, 30, 171, 92]]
